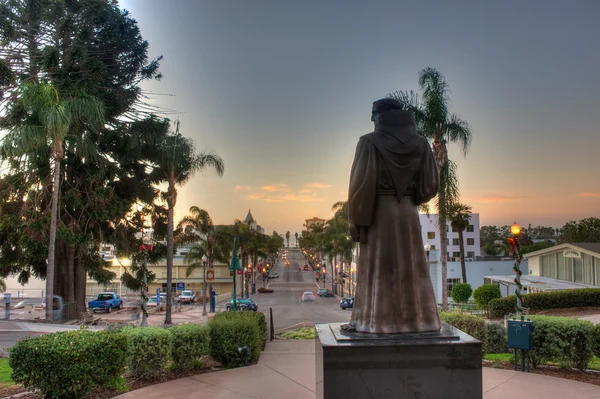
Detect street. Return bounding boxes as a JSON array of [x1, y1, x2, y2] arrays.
[[252, 249, 350, 332]]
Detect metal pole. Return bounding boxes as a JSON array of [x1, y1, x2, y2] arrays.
[[269, 307, 275, 341], [202, 260, 207, 316]]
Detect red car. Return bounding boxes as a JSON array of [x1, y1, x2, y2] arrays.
[[302, 265, 310, 271]]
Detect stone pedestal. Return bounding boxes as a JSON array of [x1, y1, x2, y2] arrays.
[[316, 322, 482, 399]]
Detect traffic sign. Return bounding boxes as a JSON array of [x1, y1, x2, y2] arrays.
[[177, 282, 185, 291], [156, 289, 161, 305]]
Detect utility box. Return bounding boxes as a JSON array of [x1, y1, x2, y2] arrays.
[[24, 304, 35, 320], [507, 319, 534, 350]]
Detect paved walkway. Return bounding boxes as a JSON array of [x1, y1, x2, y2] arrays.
[[116, 340, 600, 399]]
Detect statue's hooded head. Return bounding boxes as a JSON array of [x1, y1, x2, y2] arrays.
[[371, 98, 403, 122]]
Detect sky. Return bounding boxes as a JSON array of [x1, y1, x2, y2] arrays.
[[119, 0, 600, 236]]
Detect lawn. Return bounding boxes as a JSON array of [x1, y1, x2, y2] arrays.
[[0, 358, 13, 385], [484, 353, 600, 371]]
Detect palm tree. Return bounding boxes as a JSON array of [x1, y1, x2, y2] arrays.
[[285, 231, 290, 248], [448, 203, 472, 283], [294, 232, 299, 248], [152, 123, 224, 324], [6, 82, 105, 321], [388, 67, 472, 310]]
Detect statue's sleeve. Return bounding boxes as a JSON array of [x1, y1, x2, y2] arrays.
[[414, 141, 440, 205], [348, 137, 377, 227]]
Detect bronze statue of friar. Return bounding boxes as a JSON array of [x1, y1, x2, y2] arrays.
[[343, 98, 441, 334]]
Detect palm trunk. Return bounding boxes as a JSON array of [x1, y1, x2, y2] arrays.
[[45, 156, 61, 321], [165, 180, 176, 325], [75, 248, 86, 318], [439, 214, 449, 311], [458, 229, 467, 283], [433, 137, 449, 311], [208, 236, 213, 307], [67, 246, 75, 319]]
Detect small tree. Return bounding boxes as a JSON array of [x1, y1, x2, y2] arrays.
[[450, 283, 472, 311], [473, 284, 502, 316]]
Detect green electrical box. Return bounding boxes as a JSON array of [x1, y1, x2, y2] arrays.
[[507, 319, 534, 350]]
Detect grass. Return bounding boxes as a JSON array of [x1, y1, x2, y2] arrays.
[[0, 358, 13, 385], [484, 353, 600, 371], [280, 327, 316, 340]]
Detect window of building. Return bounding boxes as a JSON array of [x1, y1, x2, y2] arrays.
[[541, 253, 557, 279], [467, 251, 475, 258], [430, 245, 436, 250], [447, 278, 461, 296], [467, 238, 475, 245], [452, 238, 459, 245], [453, 252, 461, 258], [467, 225, 474, 232], [427, 232, 435, 239]]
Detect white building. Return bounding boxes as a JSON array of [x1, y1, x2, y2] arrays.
[[420, 213, 481, 260]]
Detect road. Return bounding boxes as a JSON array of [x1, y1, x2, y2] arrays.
[[252, 249, 350, 332]]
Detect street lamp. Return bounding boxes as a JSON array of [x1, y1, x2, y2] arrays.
[[424, 242, 431, 261], [201, 254, 207, 316], [507, 222, 524, 319], [350, 267, 355, 296]]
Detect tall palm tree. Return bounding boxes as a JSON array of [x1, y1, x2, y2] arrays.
[[152, 123, 224, 324], [448, 203, 472, 283], [294, 232, 299, 248], [285, 231, 290, 248], [388, 67, 472, 310], [6, 82, 105, 321]]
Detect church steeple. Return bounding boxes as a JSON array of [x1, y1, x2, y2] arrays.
[[244, 209, 255, 225]]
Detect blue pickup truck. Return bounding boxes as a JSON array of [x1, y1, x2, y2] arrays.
[[88, 292, 123, 313]]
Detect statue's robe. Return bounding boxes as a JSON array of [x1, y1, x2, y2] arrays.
[[348, 109, 441, 333]]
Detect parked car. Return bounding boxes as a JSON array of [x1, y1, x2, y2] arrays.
[[318, 289, 334, 297], [268, 273, 280, 279], [147, 296, 158, 307], [340, 296, 354, 310], [226, 298, 258, 311], [301, 291, 316, 302], [88, 292, 123, 313], [302, 265, 310, 271], [178, 290, 195, 304]]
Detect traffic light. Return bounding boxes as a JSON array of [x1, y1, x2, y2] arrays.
[[262, 268, 266, 273]]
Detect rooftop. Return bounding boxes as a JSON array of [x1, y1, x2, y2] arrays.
[[484, 275, 596, 291]]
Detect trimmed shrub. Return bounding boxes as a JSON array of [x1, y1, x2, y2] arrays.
[[486, 323, 509, 354], [592, 324, 600, 358], [213, 311, 267, 349], [9, 329, 128, 398], [210, 312, 262, 367], [122, 326, 172, 378], [527, 316, 595, 370], [489, 288, 600, 318], [169, 324, 210, 370], [439, 311, 487, 354], [473, 284, 502, 312], [450, 283, 472, 304]]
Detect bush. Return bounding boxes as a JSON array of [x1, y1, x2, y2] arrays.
[[592, 324, 600, 358], [489, 288, 600, 318], [450, 283, 472, 304], [473, 284, 502, 311], [122, 326, 172, 378], [9, 329, 128, 398], [169, 324, 210, 370], [213, 311, 267, 349], [527, 316, 595, 370], [210, 312, 262, 367], [486, 323, 509, 354], [281, 327, 316, 340], [439, 311, 487, 354]]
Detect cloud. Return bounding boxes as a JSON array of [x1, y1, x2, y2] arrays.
[[235, 185, 252, 191], [261, 184, 291, 192], [578, 192, 600, 198], [303, 183, 332, 189], [247, 193, 265, 200], [279, 194, 325, 202], [299, 188, 313, 194], [477, 195, 526, 203]]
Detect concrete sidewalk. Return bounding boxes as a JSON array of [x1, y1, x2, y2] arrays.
[[115, 340, 600, 399]]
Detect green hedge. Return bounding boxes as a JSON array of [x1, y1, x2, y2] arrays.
[[439, 311, 487, 354], [169, 324, 210, 370], [489, 288, 600, 318], [210, 312, 262, 368], [213, 311, 267, 349], [486, 323, 509, 354], [473, 284, 502, 312], [9, 329, 128, 398], [122, 326, 172, 379], [527, 316, 595, 370]]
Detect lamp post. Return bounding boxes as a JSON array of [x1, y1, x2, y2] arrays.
[[424, 241, 431, 261], [201, 254, 207, 316], [351, 267, 355, 296], [507, 222, 524, 319]]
